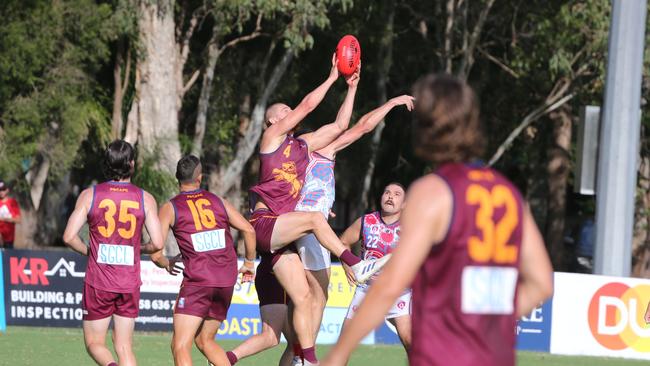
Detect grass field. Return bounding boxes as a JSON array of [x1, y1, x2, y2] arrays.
[[0, 326, 647, 366]]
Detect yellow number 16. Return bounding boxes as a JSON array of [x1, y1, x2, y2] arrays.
[[187, 199, 217, 231]]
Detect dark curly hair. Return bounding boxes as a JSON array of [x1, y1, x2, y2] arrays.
[[411, 74, 485, 165], [103, 140, 135, 181]]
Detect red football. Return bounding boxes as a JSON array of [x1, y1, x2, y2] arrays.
[[336, 35, 361, 76]]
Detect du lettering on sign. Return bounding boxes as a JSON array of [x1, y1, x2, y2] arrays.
[[550, 272, 650, 360]]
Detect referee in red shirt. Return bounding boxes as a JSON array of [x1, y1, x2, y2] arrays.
[[0, 180, 21, 248]]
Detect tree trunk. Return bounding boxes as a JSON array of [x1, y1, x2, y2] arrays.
[[545, 107, 572, 270], [209, 48, 294, 197], [457, 0, 496, 79], [112, 40, 130, 139], [192, 26, 222, 157], [131, 0, 181, 174], [444, 0, 455, 73], [358, 0, 394, 213], [25, 155, 51, 211]]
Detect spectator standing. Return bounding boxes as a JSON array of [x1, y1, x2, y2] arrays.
[[0, 180, 21, 248]]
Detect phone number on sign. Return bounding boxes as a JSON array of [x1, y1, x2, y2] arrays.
[[139, 299, 174, 311]]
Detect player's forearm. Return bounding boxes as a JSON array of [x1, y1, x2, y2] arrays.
[[515, 281, 553, 318], [242, 231, 257, 261], [358, 101, 395, 133], [141, 241, 160, 254], [334, 86, 358, 131], [301, 75, 337, 111], [64, 236, 88, 256]]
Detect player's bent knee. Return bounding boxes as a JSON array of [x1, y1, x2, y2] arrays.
[[194, 333, 213, 352], [308, 212, 326, 227], [262, 328, 281, 348], [291, 289, 313, 307]]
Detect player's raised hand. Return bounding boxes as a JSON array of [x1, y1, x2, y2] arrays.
[[329, 52, 340, 80], [644, 301, 650, 324], [239, 259, 256, 283], [389, 95, 415, 111], [345, 62, 361, 88], [164, 254, 183, 276]]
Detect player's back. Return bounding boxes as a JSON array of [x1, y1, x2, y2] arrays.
[[250, 135, 309, 215], [86, 181, 145, 292], [410, 163, 524, 366], [295, 152, 336, 217], [170, 189, 237, 287]]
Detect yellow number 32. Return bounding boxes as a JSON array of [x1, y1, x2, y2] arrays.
[[466, 184, 519, 264]]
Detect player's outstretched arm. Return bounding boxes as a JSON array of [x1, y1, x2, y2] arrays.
[[223, 199, 256, 282], [318, 95, 414, 159], [516, 205, 554, 317], [62, 188, 92, 256], [322, 175, 452, 366], [340, 217, 363, 285], [148, 202, 182, 275], [264, 53, 340, 145], [302, 67, 360, 152]]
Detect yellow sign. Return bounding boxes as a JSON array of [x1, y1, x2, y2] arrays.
[[230, 263, 355, 309]]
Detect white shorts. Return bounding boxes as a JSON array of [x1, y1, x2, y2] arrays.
[[346, 286, 412, 319], [295, 234, 331, 271]]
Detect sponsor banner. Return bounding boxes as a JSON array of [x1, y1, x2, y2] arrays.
[[140, 261, 182, 293], [2, 249, 183, 331], [229, 263, 356, 308], [326, 266, 356, 308], [550, 272, 650, 360], [217, 304, 264, 340], [0, 250, 387, 344], [135, 292, 176, 331], [516, 300, 552, 352], [4, 250, 86, 327], [312, 307, 374, 345]]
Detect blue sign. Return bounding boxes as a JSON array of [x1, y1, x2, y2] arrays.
[[516, 298, 552, 352], [0, 250, 6, 332], [217, 304, 264, 340], [374, 319, 401, 345]]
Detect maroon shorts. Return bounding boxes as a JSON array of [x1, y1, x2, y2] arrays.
[[82, 282, 140, 320], [255, 256, 288, 306], [174, 284, 234, 320], [250, 209, 295, 266]]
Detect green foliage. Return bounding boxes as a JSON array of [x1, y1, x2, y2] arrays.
[[132, 154, 178, 203], [0, 0, 121, 184]]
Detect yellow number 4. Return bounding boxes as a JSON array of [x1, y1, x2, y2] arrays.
[[283, 145, 291, 158]]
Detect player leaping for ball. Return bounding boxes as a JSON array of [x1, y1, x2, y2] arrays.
[[227, 56, 384, 366], [338, 182, 411, 365], [144, 155, 257, 366], [322, 74, 554, 366], [282, 94, 415, 364], [63, 140, 165, 366]]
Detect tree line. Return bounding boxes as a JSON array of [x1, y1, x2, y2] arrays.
[[0, 0, 648, 275]]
